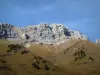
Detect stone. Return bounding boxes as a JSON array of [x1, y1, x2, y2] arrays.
[[24, 43, 31, 48], [0, 23, 21, 40], [96, 39, 100, 44], [0, 23, 88, 45]]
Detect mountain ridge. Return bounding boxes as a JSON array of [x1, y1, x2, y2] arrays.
[[0, 23, 88, 45]]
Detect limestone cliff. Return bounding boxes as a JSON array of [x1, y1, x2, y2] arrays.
[[0, 23, 21, 40], [0, 23, 88, 44], [22, 23, 88, 44]]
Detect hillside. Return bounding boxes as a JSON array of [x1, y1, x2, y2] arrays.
[[0, 38, 100, 75], [0, 23, 100, 75], [28, 39, 100, 75], [0, 40, 66, 75]]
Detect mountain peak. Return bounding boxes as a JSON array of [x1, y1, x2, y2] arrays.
[[0, 23, 88, 45]]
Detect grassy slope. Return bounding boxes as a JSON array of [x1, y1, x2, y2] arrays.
[[0, 40, 14, 75], [0, 39, 100, 75], [29, 39, 100, 75], [0, 40, 66, 75], [55, 40, 100, 75]]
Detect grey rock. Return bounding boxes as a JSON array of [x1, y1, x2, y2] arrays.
[[22, 23, 88, 44], [0, 23, 88, 45], [0, 23, 20, 39], [96, 39, 100, 44]]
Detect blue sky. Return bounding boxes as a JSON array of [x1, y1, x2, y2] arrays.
[[0, 0, 100, 42]]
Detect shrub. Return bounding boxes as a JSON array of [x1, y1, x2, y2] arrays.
[[89, 56, 94, 62], [42, 60, 47, 63], [32, 62, 41, 70], [21, 50, 28, 54], [44, 64, 50, 70], [7, 44, 23, 52]]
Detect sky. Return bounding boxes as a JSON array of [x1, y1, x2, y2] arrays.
[[0, 0, 100, 42]]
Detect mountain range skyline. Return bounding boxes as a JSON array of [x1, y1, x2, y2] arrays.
[[0, 0, 100, 42]]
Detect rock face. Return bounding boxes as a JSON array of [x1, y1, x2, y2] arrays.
[[22, 23, 88, 44], [69, 30, 88, 40], [96, 39, 100, 44], [0, 23, 22, 40], [0, 23, 88, 44]]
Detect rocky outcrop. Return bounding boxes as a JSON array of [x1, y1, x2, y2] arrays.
[[22, 23, 88, 44], [0, 23, 88, 45], [22, 24, 70, 44], [96, 39, 100, 44], [69, 30, 88, 40], [0, 23, 22, 40]]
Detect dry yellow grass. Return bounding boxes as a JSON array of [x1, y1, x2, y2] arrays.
[[0, 40, 66, 75], [28, 39, 100, 75], [0, 39, 100, 75]]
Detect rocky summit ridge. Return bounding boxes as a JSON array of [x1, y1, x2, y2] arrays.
[[0, 23, 88, 45]]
